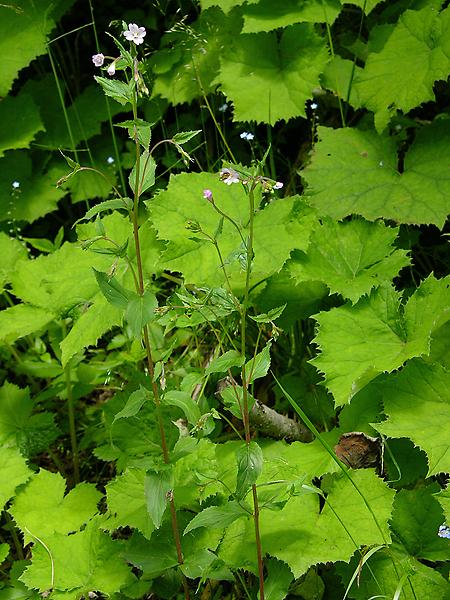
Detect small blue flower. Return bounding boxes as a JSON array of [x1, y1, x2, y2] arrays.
[[240, 131, 254, 141], [310, 102, 318, 110], [218, 103, 228, 113], [106, 156, 115, 164], [438, 525, 450, 539], [11, 181, 20, 189]]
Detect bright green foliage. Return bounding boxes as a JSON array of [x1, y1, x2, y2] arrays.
[[144, 468, 173, 528], [60, 295, 121, 367], [338, 544, 449, 599], [19, 518, 132, 596], [0, 152, 66, 223], [302, 122, 450, 227], [263, 558, 293, 600], [0, 233, 28, 291], [375, 359, 450, 476], [311, 275, 450, 405], [0, 304, 55, 345], [152, 8, 242, 106], [10, 242, 112, 314], [184, 501, 250, 535], [245, 342, 272, 383], [235, 441, 263, 499], [9, 469, 101, 544], [200, 0, 258, 11], [0, 93, 44, 157], [321, 56, 363, 108], [242, 0, 341, 33], [0, 382, 59, 455], [390, 487, 450, 561], [219, 469, 394, 577], [341, 0, 381, 12], [289, 218, 410, 303], [150, 173, 315, 289], [0, 543, 8, 564], [104, 468, 155, 539], [354, 5, 450, 130], [0, 0, 72, 96], [217, 25, 329, 123], [0, 445, 32, 509], [125, 289, 158, 337]]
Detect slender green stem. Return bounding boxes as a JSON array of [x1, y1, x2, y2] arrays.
[[130, 82, 189, 600], [321, 1, 346, 128], [3, 511, 24, 560], [240, 184, 265, 600], [65, 364, 80, 483]]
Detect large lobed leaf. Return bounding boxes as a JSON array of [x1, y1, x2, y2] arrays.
[[217, 24, 329, 123], [289, 218, 410, 304], [311, 275, 450, 406], [301, 122, 450, 228], [354, 5, 450, 131], [374, 359, 450, 476]]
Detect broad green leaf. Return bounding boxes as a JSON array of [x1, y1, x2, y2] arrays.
[[390, 487, 450, 562], [184, 501, 250, 535], [321, 56, 363, 109], [236, 441, 264, 499], [19, 518, 132, 595], [60, 294, 121, 367], [289, 218, 410, 303], [0, 0, 65, 95], [10, 469, 101, 544], [163, 390, 201, 425], [220, 384, 256, 419], [263, 558, 294, 600], [0, 445, 32, 509], [338, 544, 449, 600], [0, 304, 55, 344], [113, 386, 149, 424], [116, 119, 152, 150], [200, 0, 258, 11], [94, 76, 134, 106], [0, 151, 66, 223], [205, 350, 245, 375], [10, 241, 111, 312], [149, 173, 315, 290], [244, 342, 272, 384], [0, 93, 44, 157], [0, 383, 34, 445], [93, 269, 131, 310], [374, 359, 450, 477], [302, 122, 450, 227], [144, 469, 173, 529], [311, 275, 450, 405], [125, 289, 158, 338], [128, 151, 156, 195], [105, 468, 154, 539], [354, 5, 450, 131], [219, 469, 394, 578], [217, 24, 329, 123], [341, 0, 381, 12], [242, 0, 341, 34], [172, 130, 201, 144], [0, 232, 28, 291]]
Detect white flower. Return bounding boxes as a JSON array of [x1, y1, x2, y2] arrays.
[[219, 168, 240, 185], [106, 156, 115, 164], [240, 131, 254, 141], [12, 180, 20, 189], [310, 102, 318, 110], [273, 181, 283, 190], [107, 62, 116, 76], [218, 103, 228, 113], [123, 23, 146, 45], [92, 53, 105, 67]]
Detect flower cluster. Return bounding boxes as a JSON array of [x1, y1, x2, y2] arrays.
[[240, 131, 254, 141], [218, 168, 283, 193]]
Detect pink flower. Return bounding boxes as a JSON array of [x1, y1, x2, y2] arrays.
[[219, 168, 240, 185], [92, 53, 105, 67], [107, 62, 116, 76], [123, 23, 146, 45], [203, 189, 213, 201]]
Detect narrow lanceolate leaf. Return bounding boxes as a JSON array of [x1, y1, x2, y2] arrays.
[[163, 391, 201, 425], [235, 441, 264, 500], [374, 359, 450, 477], [94, 76, 134, 106], [93, 269, 131, 310], [302, 122, 450, 228], [184, 501, 250, 535], [289, 218, 410, 304], [125, 289, 158, 338], [75, 198, 132, 224], [129, 152, 156, 195], [205, 350, 245, 375], [113, 386, 149, 424], [172, 130, 201, 145], [244, 342, 272, 384], [354, 5, 450, 131], [144, 468, 173, 529], [311, 275, 450, 406]]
